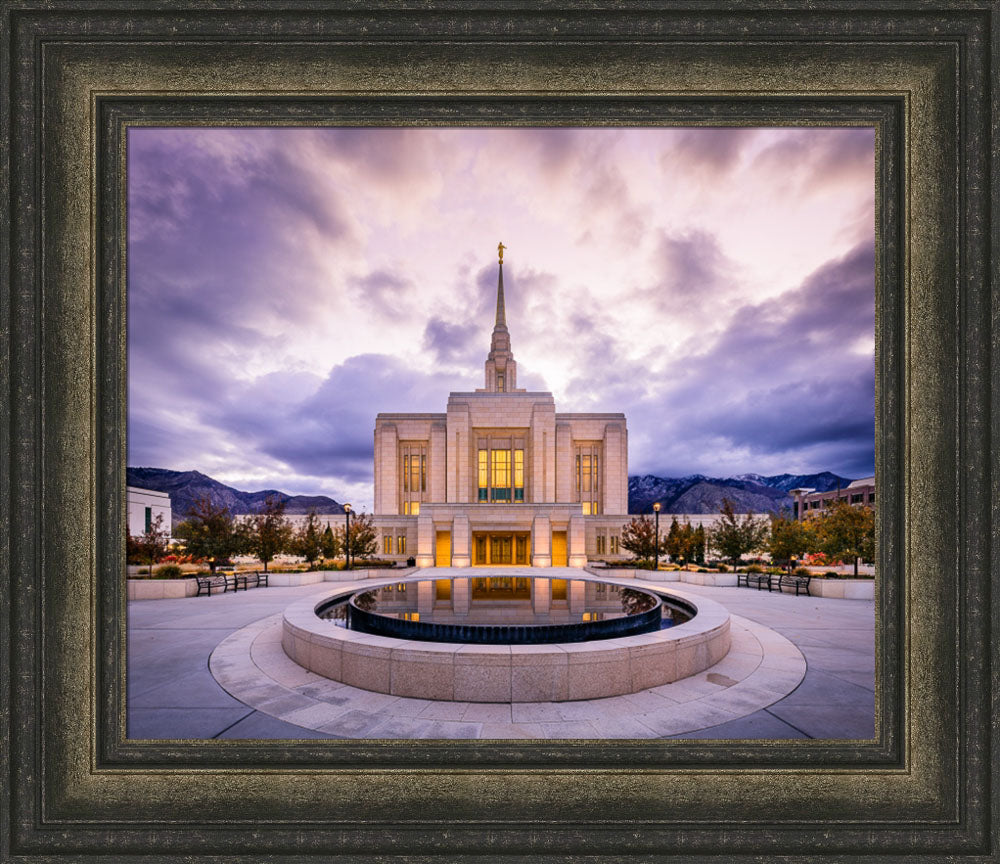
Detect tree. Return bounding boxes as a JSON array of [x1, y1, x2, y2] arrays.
[[248, 495, 292, 572], [173, 495, 242, 572], [768, 510, 816, 571], [813, 501, 875, 576], [708, 498, 769, 572], [664, 517, 681, 560], [341, 511, 378, 564], [134, 512, 170, 575], [692, 524, 706, 565], [321, 524, 341, 560], [620, 515, 658, 567], [293, 509, 325, 568]]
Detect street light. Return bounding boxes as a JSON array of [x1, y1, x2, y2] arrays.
[[343, 503, 352, 571], [653, 502, 661, 571]]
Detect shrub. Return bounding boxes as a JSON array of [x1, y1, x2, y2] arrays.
[[793, 567, 812, 577], [155, 564, 183, 578], [745, 564, 764, 574], [406, 556, 416, 567], [823, 570, 839, 578], [716, 563, 728, 572]]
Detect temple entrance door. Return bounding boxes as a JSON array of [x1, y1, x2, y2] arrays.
[[435, 531, 451, 567], [472, 532, 531, 565], [490, 536, 512, 564], [551, 531, 568, 566]]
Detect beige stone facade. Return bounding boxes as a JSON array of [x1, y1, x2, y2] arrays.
[[372, 255, 629, 567], [790, 476, 875, 520]]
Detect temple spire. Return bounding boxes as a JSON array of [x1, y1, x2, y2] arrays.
[[495, 244, 507, 328], [483, 243, 517, 392]]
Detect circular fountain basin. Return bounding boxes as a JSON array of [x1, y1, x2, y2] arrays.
[[320, 576, 690, 644], [282, 573, 731, 702]]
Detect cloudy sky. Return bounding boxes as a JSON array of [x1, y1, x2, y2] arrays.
[[128, 126, 875, 511]]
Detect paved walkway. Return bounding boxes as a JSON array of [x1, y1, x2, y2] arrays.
[[128, 579, 874, 740]]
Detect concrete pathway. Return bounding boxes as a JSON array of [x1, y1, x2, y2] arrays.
[[127, 580, 874, 740]]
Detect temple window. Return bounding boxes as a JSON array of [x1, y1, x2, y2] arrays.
[[575, 444, 601, 514], [399, 443, 427, 514]]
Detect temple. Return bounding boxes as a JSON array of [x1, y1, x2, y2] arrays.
[[372, 246, 629, 567]]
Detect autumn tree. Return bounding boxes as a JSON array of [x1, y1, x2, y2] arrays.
[[708, 498, 769, 572], [134, 512, 170, 575], [174, 496, 242, 572], [248, 495, 292, 572], [620, 515, 658, 567], [768, 510, 816, 571], [340, 511, 378, 565], [814, 501, 875, 576]]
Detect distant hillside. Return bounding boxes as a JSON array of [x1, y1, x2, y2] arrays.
[[628, 471, 852, 515], [127, 467, 343, 527]]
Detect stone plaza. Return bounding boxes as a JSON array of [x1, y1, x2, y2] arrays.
[[128, 573, 875, 740]]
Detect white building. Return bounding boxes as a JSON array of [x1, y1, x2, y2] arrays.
[[371, 247, 629, 568], [127, 486, 172, 537]]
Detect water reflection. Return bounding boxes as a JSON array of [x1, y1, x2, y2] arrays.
[[320, 577, 688, 628]]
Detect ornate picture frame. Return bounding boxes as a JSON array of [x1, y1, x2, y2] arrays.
[[1, 3, 994, 860]]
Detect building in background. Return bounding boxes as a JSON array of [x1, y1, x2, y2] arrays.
[[127, 486, 172, 537], [372, 247, 629, 567], [790, 476, 875, 520]]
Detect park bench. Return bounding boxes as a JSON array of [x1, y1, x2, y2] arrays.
[[745, 572, 772, 591], [196, 570, 270, 596], [778, 573, 811, 596], [234, 570, 270, 590], [195, 573, 229, 596]]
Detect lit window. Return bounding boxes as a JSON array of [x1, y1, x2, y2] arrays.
[[478, 449, 488, 501], [410, 502, 419, 516], [596, 535, 606, 554], [610, 535, 619, 555], [410, 456, 421, 496], [497, 373, 505, 392], [397, 535, 406, 554], [383, 535, 393, 554], [582, 502, 591, 515], [403, 454, 409, 492], [514, 449, 524, 502], [491, 449, 511, 501]]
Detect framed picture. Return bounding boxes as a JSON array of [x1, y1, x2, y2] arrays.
[[124, 124, 878, 745], [2, 3, 994, 861]]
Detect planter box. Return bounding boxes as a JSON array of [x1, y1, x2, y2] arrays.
[[807, 578, 875, 600], [265, 571, 327, 586], [127, 578, 198, 600], [681, 571, 738, 587]]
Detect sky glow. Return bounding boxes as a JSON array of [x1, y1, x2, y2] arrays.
[[128, 127, 875, 511]]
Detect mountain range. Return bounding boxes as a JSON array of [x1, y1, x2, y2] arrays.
[[627, 471, 852, 515], [127, 467, 343, 527], [129, 466, 853, 527]]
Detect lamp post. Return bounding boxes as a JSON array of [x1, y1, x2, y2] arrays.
[[653, 502, 661, 571], [343, 503, 352, 571]]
